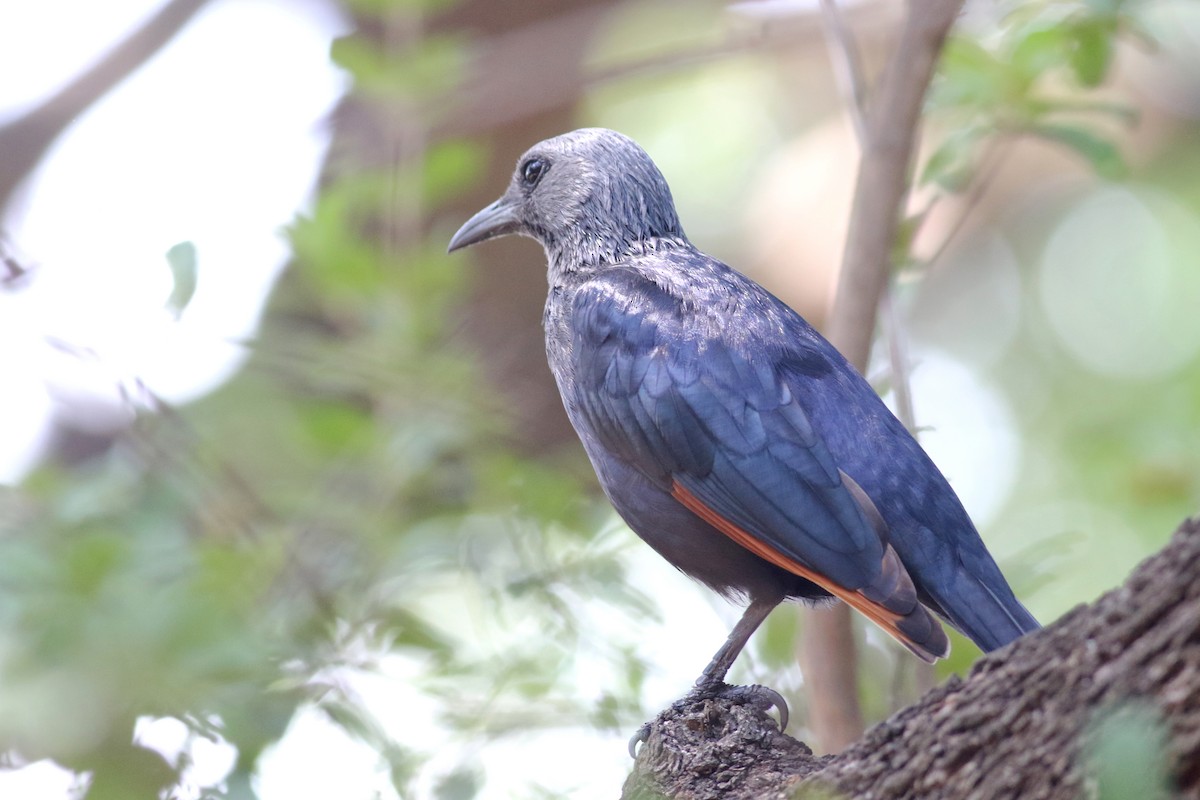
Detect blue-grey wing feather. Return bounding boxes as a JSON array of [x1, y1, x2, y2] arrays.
[[569, 271, 884, 591]]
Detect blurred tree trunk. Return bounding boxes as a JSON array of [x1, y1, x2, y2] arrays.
[[804, 0, 965, 752], [798, 604, 864, 752], [623, 514, 1200, 800], [435, 1, 624, 455], [260, 0, 623, 457]]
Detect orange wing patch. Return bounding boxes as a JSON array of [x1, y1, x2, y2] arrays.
[[671, 480, 945, 663]]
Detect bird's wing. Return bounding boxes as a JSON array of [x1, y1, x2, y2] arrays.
[[570, 271, 947, 661]]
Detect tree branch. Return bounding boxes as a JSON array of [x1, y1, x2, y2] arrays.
[[798, 603, 864, 752], [818, 0, 869, 144], [828, 0, 963, 369], [0, 0, 214, 218], [624, 515, 1200, 799]]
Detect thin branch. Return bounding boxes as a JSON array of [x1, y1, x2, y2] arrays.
[[828, 0, 965, 372], [805, 0, 875, 752], [818, 0, 869, 145], [879, 291, 916, 432], [818, 0, 919, 437], [0, 0, 215, 218]]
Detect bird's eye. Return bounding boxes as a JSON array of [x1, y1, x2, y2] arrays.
[[521, 158, 548, 187]]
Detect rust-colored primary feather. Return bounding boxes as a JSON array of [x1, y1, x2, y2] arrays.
[[671, 480, 949, 663]]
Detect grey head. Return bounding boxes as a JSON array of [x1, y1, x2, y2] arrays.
[[447, 128, 688, 274]]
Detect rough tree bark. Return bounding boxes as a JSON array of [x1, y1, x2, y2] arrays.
[[623, 515, 1200, 799]]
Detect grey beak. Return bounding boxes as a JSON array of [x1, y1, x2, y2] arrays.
[[447, 196, 522, 253]]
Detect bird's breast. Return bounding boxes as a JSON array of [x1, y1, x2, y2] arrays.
[[542, 289, 582, 407]]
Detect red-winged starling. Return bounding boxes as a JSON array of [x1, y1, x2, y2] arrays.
[[448, 128, 1039, 729]]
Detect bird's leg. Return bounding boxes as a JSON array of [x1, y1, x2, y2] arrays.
[[692, 596, 779, 691], [687, 597, 788, 729], [629, 597, 787, 757]]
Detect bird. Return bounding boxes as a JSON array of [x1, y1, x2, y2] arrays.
[[448, 128, 1039, 735]]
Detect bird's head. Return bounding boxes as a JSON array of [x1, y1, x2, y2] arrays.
[[447, 128, 687, 272]]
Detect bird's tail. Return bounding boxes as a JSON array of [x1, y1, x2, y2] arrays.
[[959, 585, 1041, 652], [847, 544, 950, 663], [926, 566, 1041, 653]]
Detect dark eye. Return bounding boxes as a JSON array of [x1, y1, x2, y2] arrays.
[[521, 158, 548, 187]]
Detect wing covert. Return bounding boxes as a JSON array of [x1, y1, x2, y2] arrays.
[[568, 273, 886, 591]]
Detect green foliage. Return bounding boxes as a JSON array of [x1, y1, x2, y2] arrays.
[[920, 126, 985, 192], [1027, 121, 1124, 177], [1086, 702, 1172, 800], [0, 457, 301, 793], [923, 0, 1136, 191]]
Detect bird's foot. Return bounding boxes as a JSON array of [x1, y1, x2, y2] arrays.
[[627, 681, 789, 757], [628, 723, 653, 758], [706, 682, 790, 730]]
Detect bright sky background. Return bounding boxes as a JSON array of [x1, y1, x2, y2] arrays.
[[0, 0, 348, 482]]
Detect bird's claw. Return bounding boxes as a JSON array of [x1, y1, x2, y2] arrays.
[[626, 682, 789, 758], [710, 683, 789, 731], [627, 723, 652, 758]]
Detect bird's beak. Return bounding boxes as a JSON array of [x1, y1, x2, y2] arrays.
[[447, 195, 521, 253]]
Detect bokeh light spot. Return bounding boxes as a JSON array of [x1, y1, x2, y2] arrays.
[[1039, 186, 1200, 378]]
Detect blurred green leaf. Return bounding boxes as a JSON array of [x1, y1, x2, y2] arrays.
[[435, 765, 481, 800], [928, 0, 1136, 215], [920, 127, 983, 192], [1029, 122, 1125, 178], [1069, 17, 1117, 86], [299, 398, 375, 456], [1087, 702, 1171, 800], [165, 241, 198, 319], [932, 37, 1009, 111], [1010, 25, 1069, 84], [289, 177, 390, 302]]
